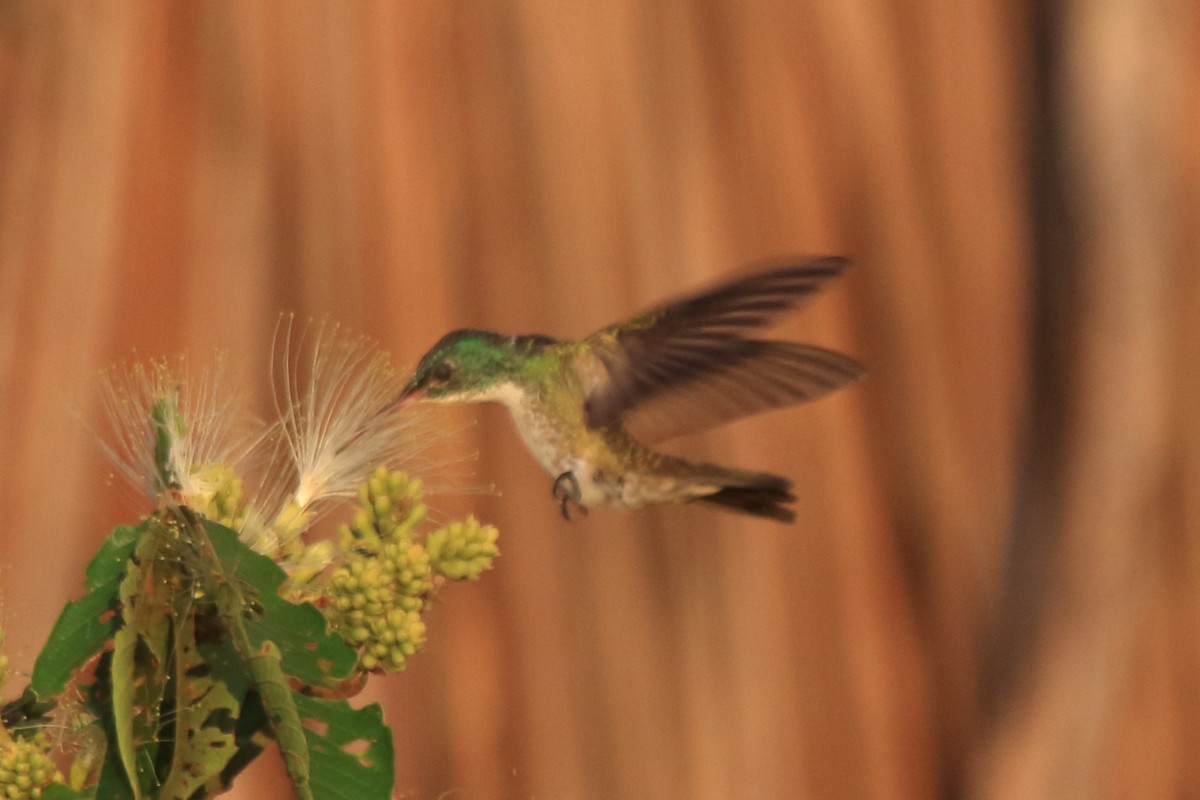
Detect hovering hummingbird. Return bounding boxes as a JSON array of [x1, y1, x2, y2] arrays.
[[396, 257, 863, 522]]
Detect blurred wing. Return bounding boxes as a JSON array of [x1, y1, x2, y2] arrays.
[[623, 342, 864, 443], [583, 257, 852, 429]]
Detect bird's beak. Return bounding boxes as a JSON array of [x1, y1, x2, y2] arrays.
[[393, 377, 424, 408]]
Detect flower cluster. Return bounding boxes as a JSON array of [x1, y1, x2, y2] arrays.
[[98, 318, 453, 554], [322, 467, 498, 673], [94, 318, 500, 677], [2, 318, 502, 799], [0, 627, 68, 798], [0, 731, 62, 800], [427, 516, 500, 581]]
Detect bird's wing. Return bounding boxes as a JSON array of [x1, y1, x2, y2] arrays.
[[621, 341, 863, 443], [582, 257, 859, 436]]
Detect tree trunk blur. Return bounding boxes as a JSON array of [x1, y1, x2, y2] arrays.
[[0, 2, 1194, 798]]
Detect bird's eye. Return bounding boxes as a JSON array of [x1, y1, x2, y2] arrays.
[[431, 360, 455, 382]]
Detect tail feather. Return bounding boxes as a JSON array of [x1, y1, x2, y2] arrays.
[[694, 472, 796, 523]]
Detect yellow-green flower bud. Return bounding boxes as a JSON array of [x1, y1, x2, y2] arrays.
[[272, 500, 316, 543], [68, 748, 99, 792], [283, 539, 336, 587], [239, 516, 281, 556], [352, 467, 426, 544], [372, 493, 391, 519], [381, 608, 425, 671], [380, 542, 432, 597], [0, 733, 63, 800], [189, 463, 247, 528], [427, 515, 499, 580]]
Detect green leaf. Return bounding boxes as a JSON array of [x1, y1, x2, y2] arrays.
[[214, 686, 269, 792], [203, 520, 285, 594], [63, 514, 390, 799], [93, 743, 132, 800], [204, 521, 356, 686], [244, 596, 356, 688], [86, 524, 143, 591], [247, 642, 313, 800], [30, 524, 145, 698], [156, 616, 240, 800], [35, 590, 118, 698], [197, 629, 257, 710], [43, 783, 94, 800], [296, 695, 394, 800], [107, 625, 139, 800], [197, 521, 359, 798], [111, 533, 173, 800]]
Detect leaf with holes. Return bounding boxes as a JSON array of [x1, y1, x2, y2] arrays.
[[156, 615, 241, 800], [297, 694, 394, 800]]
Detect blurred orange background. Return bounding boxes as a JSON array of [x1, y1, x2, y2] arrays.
[[1, 2, 1197, 798]]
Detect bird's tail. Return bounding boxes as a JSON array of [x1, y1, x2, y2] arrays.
[[693, 468, 796, 523]]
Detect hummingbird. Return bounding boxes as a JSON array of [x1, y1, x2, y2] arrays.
[[396, 257, 863, 522]]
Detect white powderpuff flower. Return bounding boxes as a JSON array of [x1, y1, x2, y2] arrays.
[[262, 316, 439, 543], [96, 354, 258, 508], [94, 320, 448, 564]]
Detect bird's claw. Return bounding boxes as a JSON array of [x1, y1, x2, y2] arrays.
[[552, 471, 588, 520]]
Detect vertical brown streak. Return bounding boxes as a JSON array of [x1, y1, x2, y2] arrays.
[[978, 4, 1076, 727]]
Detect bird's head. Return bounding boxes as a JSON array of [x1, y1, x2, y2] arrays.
[[398, 329, 517, 404]]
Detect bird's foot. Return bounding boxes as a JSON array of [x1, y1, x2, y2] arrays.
[[552, 471, 588, 520]]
